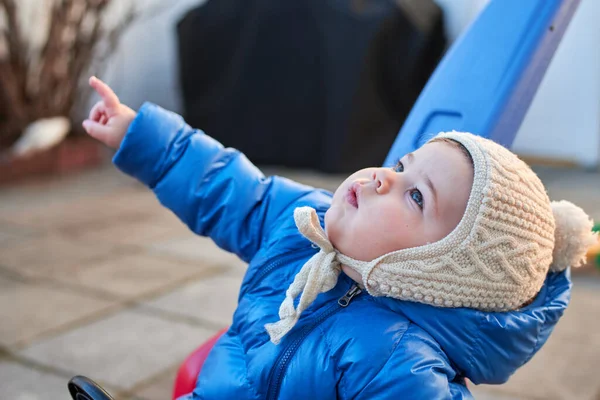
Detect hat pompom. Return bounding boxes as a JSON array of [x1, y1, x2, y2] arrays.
[[550, 200, 597, 272]]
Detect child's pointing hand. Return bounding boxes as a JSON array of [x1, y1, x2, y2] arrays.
[[82, 76, 136, 149]]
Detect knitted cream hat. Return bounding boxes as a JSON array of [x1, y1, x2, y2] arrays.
[[265, 131, 597, 344]]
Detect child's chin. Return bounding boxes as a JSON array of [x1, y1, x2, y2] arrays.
[[341, 265, 364, 285]]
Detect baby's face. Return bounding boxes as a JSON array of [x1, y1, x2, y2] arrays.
[[325, 141, 474, 281]]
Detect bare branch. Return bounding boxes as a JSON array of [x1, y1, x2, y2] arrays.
[[1, 0, 174, 149], [72, 3, 139, 119], [0, 0, 22, 67], [0, 0, 28, 129]]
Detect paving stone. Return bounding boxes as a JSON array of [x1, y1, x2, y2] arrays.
[[0, 361, 71, 400], [0, 234, 118, 278], [51, 252, 219, 300], [534, 167, 600, 221], [469, 386, 524, 400], [551, 284, 600, 342], [149, 235, 247, 269], [260, 167, 344, 192], [473, 333, 600, 400], [0, 275, 117, 348], [223, 260, 247, 282], [0, 166, 135, 215], [19, 309, 214, 391], [80, 186, 174, 220], [0, 189, 155, 232], [0, 185, 191, 251], [0, 164, 124, 212], [0, 273, 17, 290], [0, 229, 13, 246], [131, 366, 179, 400], [144, 275, 242, 327], [0, 222, 35, 249], [60, 214, 191, 248], [0, 230, 21, 249]]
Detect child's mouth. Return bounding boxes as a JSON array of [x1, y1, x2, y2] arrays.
[[346, 184, 359, 208]]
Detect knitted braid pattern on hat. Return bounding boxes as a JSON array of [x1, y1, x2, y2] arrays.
[[338, 132, 555, 311]]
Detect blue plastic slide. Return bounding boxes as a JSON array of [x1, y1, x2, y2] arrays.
[[384, 0, 580, 165]]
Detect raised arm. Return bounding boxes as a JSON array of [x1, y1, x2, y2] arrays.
[[83, 77, 324, 262]]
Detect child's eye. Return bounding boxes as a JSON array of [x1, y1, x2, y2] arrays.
[[393, 160, 404, 173], [410, 189, 424, 209]]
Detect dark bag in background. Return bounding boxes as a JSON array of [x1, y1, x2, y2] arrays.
[[177, 0, 446, 172]]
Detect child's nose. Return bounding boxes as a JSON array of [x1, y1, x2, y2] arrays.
[[373, 169, 395, 194]]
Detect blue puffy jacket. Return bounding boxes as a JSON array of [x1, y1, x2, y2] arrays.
[[114, 103, 572, 400]]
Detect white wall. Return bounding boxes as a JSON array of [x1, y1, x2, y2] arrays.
[[104, 0, 205, 112], [107, 0, 599, 167], [512, 0, 600, 168], [430, 0, 600, 168], [434, 0, 489, 42]]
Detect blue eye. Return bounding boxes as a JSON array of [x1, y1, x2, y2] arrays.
[[393, 160, 423, 210], [411, 189, 423, 209]]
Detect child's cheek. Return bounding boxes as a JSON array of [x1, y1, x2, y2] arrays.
[[324, 207, 344, 247]]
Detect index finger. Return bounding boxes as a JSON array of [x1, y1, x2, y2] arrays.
[[89, 76, 120, 109]]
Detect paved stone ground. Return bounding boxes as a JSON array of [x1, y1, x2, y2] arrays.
[[0, 163, 599, 400]]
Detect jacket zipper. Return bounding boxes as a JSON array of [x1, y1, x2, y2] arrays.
[[266, 283, 363, 400], [338, 285, 362, 307]]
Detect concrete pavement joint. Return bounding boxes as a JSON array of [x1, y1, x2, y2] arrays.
[[0, 236, 147, 278], [1, 337, 123, 397], [10, 267, 226, 350], [0, 264, 32, 283], [56, 211, 158, 236], [8, 350, 123, 398], [11, 301, 128, 350], [473, 386, 545, 400], [113, 362, 181, 400], [27, 275, 128, 303], [0, 344, 15, 361], [135, 304, 227, 332], [121, 267, 224, 303], [0, 219, 38, 235]]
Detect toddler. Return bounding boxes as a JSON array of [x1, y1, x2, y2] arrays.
[[83, 77, 596, 399]]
